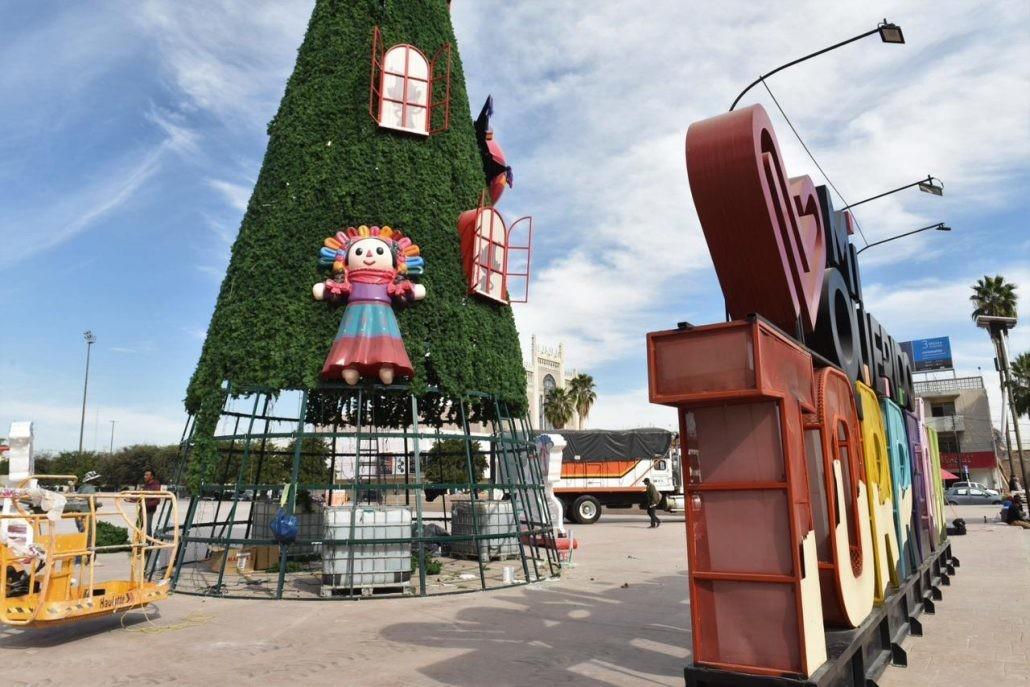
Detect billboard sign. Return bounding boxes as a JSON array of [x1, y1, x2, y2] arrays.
[[900, 337, 953, 372]]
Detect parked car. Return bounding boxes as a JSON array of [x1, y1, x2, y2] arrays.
[[949, 480, 999, 496], [945, 486, 1002, 505]]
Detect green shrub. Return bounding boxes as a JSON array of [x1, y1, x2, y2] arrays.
[[412, 555, 442, 575], [95, 520, 129, 549]]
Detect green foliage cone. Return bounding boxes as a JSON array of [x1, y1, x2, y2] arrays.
[[184, 2, 527, 485]]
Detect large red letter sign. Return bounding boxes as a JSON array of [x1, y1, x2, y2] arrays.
[[649, 320, 827, 677], [686, 105, 826, 334]]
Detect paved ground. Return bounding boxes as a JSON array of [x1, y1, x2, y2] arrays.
[[2, 505, 1026, 686], [879, 504, 1030, 686]]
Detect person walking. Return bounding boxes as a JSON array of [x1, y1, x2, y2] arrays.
[[644, 477, 662, 528]]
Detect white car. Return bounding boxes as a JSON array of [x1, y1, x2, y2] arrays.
[[949, 480, 999, 497]]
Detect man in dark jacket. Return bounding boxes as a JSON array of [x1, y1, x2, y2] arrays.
[[644, 478, 662, 528], [1002, 494, 1030, 529]]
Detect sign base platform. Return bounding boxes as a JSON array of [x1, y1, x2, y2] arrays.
[[684, 542, 958, 687]]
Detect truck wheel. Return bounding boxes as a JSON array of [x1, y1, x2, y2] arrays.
[[571, 496, 601, 524]]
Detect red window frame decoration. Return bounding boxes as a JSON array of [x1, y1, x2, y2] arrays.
[[369, 27, 451, 136], [457, 191, 532, 305]]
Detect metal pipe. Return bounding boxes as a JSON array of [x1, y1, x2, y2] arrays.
[[730, 27, 880, 111], [842, 175, 942, 210], [78, 331, 96, 454], [856, 223, 949, 254]]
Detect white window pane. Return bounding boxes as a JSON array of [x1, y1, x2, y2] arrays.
[[486, 270, 504, 297], [406, 80, 428, 106], [383, 74, 406, 102], [406, 50, 429, 80], [383, 47, 407, 73], [379, 100, 405, 129], [479, 209, 505, 242], [405, 105, 427, 133]]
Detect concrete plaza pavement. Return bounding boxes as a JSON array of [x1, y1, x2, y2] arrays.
[[2, 506, 1026, 686]]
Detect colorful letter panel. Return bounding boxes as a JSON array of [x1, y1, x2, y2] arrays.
[[915, 401, 939, 550], [811, 367, 874, 628], [686, 105, 826, 334], [883, 399, 916, 580], [649, 320, 827, 677], [854, 382, 900, 602], [925, 427, 948, 545], [904, 409, 931, 563]]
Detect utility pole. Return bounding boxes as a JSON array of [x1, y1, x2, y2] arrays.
[[109, 420, 117, 454], [78, 330, 96, 454]]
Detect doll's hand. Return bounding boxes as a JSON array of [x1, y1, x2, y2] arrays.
[[388, 280, 414, 300], [324, 278, 350, 299], [411, 284, 426, 301], [312, 283, 325, 301]]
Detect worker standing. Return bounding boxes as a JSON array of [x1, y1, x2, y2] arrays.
[[141, 468, 161, 537], [644, 477, 662, 528]]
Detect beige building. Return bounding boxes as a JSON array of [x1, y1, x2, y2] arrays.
[[914, 376, 1004, 489], [525, 336, 578, 430]]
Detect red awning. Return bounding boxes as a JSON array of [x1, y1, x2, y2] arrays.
[[940, 468, 959, 480]]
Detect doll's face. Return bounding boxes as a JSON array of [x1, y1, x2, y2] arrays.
[[347, 238, 394, 270]]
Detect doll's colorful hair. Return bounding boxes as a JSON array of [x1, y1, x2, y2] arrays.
[[318, 225, 424, 275]]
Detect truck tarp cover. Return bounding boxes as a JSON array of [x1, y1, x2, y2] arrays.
[[542, 429, 673, 463]]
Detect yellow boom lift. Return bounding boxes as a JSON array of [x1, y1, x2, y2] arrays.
[[1, 475, 178, 626]]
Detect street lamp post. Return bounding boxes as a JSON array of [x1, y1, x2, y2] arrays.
[[78, 330, 96, 455], [109, 419, 117, 454], [843, 175, 944, 210], [729, 19, 904, 111], [856, 223, 951, 255]]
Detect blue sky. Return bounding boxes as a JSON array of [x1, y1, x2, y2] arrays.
[[1, 1, 1028, 451]]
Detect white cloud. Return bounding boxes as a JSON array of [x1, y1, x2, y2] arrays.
[[0, 144, 165, 267], [460, 0, 1030, 381], [207, 179, 252, 212], [863, 265, 1030, 427], [181, 326, 208, 341], [131, 0, 310, 127], [0, 400, 186, 454], [582, 387, 678, 432]]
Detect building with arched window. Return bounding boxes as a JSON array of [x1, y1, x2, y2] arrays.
[[525, 336, 579, 430]]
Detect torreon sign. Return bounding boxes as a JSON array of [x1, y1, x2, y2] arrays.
[[646, 104, 950, 680]]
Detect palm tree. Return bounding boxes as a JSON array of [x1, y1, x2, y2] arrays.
[[970, 275, 1017, 324], [543, 387, 575, 430], [568, 373, 597, 430], [971, 274, 1025, 492], [1010, 351, 1030, 419]]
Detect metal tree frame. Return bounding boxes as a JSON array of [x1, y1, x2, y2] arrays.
[[149, 384, 561, 600]]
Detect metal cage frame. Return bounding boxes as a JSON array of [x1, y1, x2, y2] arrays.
[[151, 384, 561, 600]]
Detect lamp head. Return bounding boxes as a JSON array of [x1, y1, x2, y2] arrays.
[[976, 314, 1017, 332], [918, 177, 944, 196], [878, 20, 905, 44]]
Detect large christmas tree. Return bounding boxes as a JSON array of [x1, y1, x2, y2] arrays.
[[186, 0, 526, 435]]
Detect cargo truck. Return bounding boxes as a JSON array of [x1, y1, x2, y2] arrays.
[[540, 428, 683, 524]]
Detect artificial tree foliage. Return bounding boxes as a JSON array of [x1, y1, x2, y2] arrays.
[[184, 0, 527, 486]]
